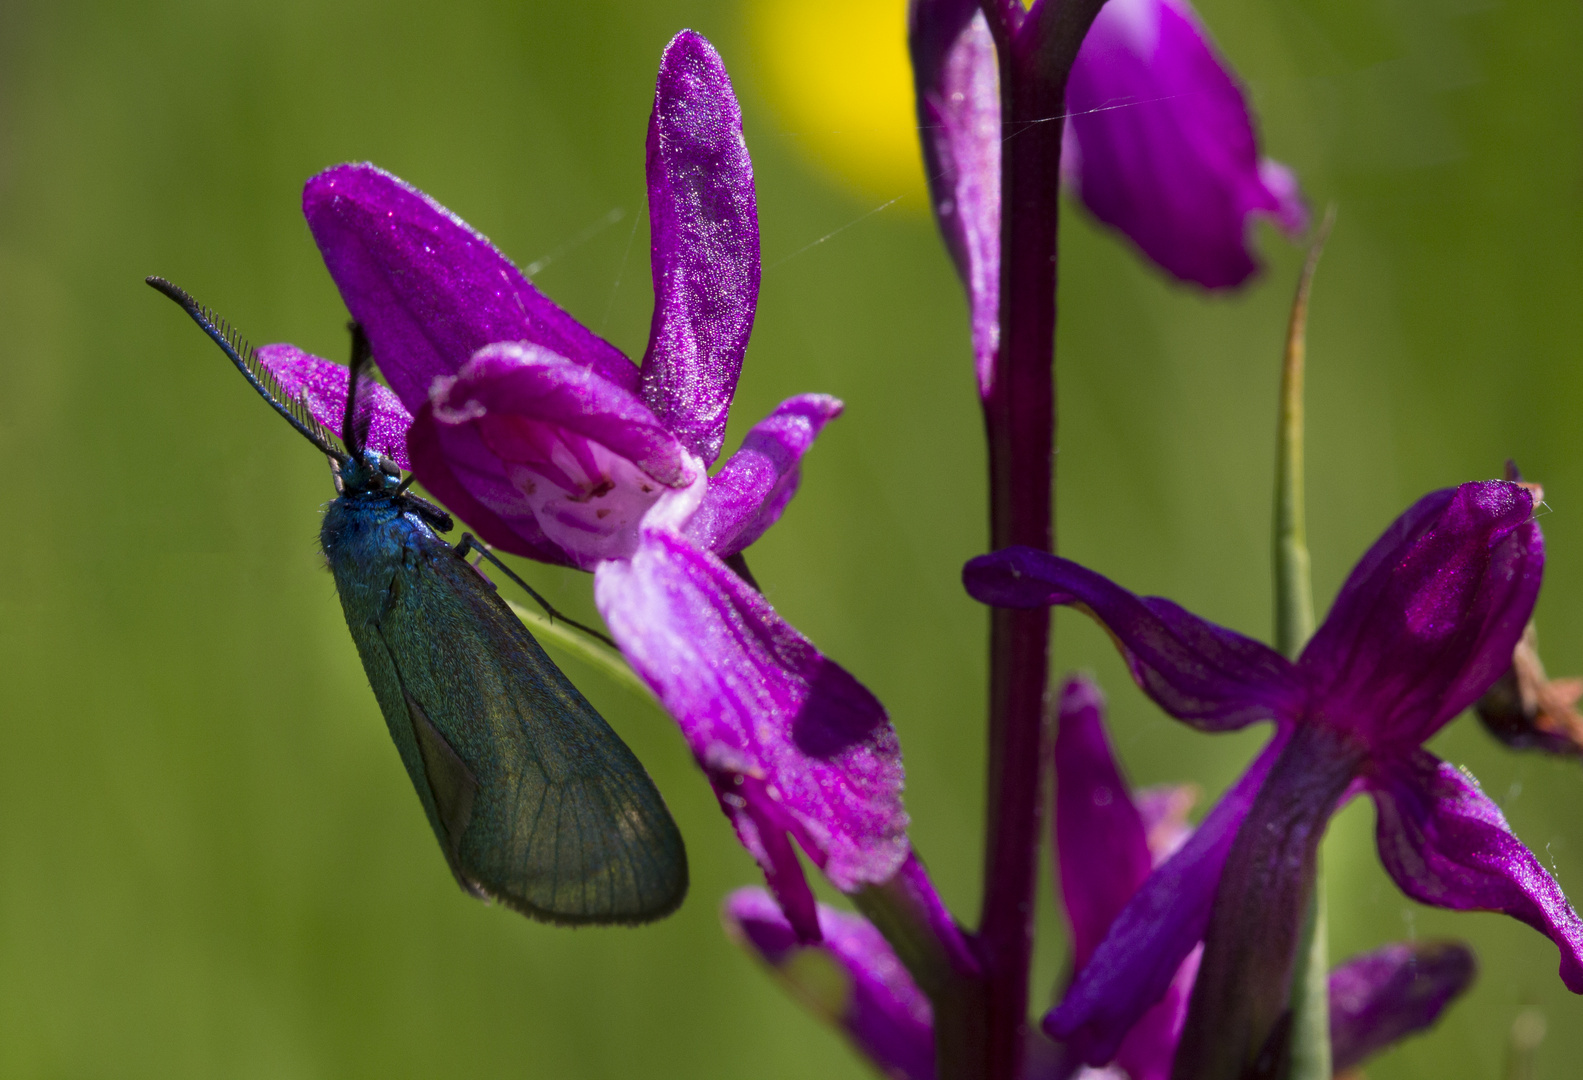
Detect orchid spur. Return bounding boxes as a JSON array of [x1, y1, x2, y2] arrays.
[[965, 480, 1583, 1077], [254, 30, 908, 943]]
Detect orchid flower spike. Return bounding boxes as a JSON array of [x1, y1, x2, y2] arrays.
[[254, 30, 908, 943], [966, 481, 1582, 1077]]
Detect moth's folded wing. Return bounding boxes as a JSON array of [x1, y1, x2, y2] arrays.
[[380, 548, 688, 925]]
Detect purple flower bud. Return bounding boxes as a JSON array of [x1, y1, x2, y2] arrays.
[[1064, 0, 1307, 288]]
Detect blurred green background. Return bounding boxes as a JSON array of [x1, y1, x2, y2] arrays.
[[0, 0, 1578, 1075]]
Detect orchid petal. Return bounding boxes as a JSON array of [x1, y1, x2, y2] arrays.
[[724, 889, 935, 1080], [1368, 749, 1583, 992], [1055, 676, 1153, 972], [1063, 0, 1306, 288], [722, 774, 822, 942], [964, 547, 1305, 731], [909, 0, 1001, 395], [594, 531, 909, 909], [1328, 940, 1477, 1073], [1045, 725, 1290, 1064], [413, 342, 701, 568], [1302, 481, 1544, 749], [639, 31, 760, 467], [304, 163, 637, 414], [684, 394, 844, 558], [255, 344, 413, 469], [1112, 944, 1201, 1080], [1055, 676, 1198, 1080], [434, 343, 691, 486]]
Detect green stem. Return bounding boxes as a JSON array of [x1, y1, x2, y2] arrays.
[[1275, 206, 1335, 1080], [505, 600, 655, 703], [1286, 863, 1330, 1079]]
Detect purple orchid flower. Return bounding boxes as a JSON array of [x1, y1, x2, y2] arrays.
[[965, 480, 1583, 1075], [722, 672, 1476, 1080], [1055, 675, 1475, 1080], [253, 30, 908, 943], [910, 0, 1305, 369]]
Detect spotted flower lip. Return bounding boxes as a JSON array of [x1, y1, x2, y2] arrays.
[[263, 30, 908, 941], [966, 481, 1582, 1073]]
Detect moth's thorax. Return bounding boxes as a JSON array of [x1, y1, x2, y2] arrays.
[[321, 490, 443, 574]]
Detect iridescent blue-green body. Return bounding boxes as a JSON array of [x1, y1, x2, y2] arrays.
[[321, 452, 688, 924]]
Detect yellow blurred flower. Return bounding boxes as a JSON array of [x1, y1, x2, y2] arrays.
[[749, 0, 928, 205]]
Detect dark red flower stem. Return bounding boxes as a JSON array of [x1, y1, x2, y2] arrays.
[[968, 5, 1107, 1079]]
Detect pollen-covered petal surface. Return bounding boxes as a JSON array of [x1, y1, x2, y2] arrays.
[[1301, 481, 1544, 748], [965, 547, 1305, 731], [594, 531, 909, 906], [640, 30, 760, 466], [909, 0, 1000, 394], [724, 888, 934, 1080], [1368, 749, 1583, 993], [255, 344, 413, 468], [684, 394, 844, 557], [304, 162, 637, 413], [1063, 0, 1306, 288]]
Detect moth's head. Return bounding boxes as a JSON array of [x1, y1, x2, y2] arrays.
[[332, 447, 404, 497]]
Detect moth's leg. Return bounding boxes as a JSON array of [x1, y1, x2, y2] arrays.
[[454, 533, 618, 650]]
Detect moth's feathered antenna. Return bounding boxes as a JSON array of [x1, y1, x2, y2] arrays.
[[343, 321, 374, 459], [147, 276, 348, 464]]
